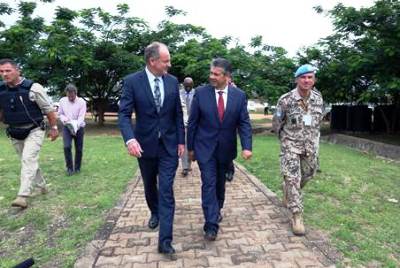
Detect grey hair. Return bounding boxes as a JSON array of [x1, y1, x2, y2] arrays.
[[65, 83, 77, 93], [144, 42, 168, 63], [211, 58, 232, 75]]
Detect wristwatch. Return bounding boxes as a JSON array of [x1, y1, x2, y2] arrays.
[[51, 125, 58, 130]]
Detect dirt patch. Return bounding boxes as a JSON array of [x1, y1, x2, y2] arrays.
[[47, 215, 69, 247]]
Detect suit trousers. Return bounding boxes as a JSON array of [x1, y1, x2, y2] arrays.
[[11, 127, 46, 196], [63, 127, 84, 171], [138, 139, 178, 245], [180, 128, 192, 170], [198, 151, 229, 233]]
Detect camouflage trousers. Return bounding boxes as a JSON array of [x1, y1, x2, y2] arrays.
[[280, 150, 317, 213]]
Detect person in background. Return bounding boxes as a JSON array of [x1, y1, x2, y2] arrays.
[[58, 84, 87, 176], [179, 77, 195, 177], [225, 76, 237, 182], [0, 58, 59, 209]]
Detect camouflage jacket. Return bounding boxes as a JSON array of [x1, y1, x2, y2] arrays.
[[272, 88, 324, 155]]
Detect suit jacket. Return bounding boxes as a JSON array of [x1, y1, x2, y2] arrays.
[[118, 70, 185, 158], [179, 88, 195, 126], [187, 84, 252, 163]]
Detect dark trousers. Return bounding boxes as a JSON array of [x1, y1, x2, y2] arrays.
[[63, 127, 84, 171], [198, 152, 229, 233], [138, 140, 178, 245]]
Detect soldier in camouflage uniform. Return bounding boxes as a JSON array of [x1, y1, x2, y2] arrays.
[[272, 64, 323, 235]]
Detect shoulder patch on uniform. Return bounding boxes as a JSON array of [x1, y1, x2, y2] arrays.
[[279, 92, 291, 102], [312, 89, 322, 96], [276, 107, 283, 118]]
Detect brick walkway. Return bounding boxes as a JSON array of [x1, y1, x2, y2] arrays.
[[75, 163, 338, 268]]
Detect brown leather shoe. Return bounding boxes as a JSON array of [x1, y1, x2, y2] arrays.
[[11, 196, 28, 208], [291, 212, 305, 236]]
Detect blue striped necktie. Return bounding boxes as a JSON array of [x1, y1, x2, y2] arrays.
[[154, 78, 161, 113]]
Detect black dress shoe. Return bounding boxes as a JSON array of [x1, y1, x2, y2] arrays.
[[204, 229, 217, 241], [66, 169, 74, 176], [158, 242, 176, 254], [225, 162, 235, 182], [217, 213, 223, 223], [148, 215, 159, 229]]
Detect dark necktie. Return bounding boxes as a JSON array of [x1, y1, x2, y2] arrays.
[[217, 91, 224, 122], [154, 78, 161, 113]]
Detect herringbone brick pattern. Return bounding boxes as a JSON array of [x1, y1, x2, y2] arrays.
[[75, 163, 337, 268]]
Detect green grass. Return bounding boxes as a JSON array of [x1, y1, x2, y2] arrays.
[[237, 134, 400, 267], [251, 118, 272, 125], [1, 121, 399, 267], [0, 127, 137, 268]]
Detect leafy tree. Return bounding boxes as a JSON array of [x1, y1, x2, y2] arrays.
[[0, 1, 45, 67], [300, 0, 400, 132], [0, 1, 297, 124], [234, 35, 295, 104]]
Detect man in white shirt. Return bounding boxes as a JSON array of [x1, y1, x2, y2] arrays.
[[58, 84, 87, 176]]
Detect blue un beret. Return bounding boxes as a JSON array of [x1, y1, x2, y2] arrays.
[[294, 64, 316, 78]]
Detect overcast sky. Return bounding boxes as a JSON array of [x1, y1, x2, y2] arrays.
[[3, 0, 375, 56]]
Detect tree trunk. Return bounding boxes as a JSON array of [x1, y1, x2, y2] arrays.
[[377, 106, 391, 133], [93, 98, 108, 126]]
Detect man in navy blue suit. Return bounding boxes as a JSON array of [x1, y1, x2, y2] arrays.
[[118, 42, 185, 255], [187, 58, 252, 241]]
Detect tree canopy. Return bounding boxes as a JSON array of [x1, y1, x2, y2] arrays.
[[297, 0, 400, 132], [0, 0, 399, 130]]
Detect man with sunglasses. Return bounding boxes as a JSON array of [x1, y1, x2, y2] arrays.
[[0, 58, 59, 209]]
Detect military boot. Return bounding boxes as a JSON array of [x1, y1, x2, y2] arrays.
[[11, 196, 28, 209], [291, 212, 305, 236]]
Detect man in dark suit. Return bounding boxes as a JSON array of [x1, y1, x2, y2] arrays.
[[187, 58, 252, 241], [118, 42, 185, 255]]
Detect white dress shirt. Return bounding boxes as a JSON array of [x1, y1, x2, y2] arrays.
[[215, 85, 228, 109], [145, 67, 164, 106], [126, 68, 165, 145]]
